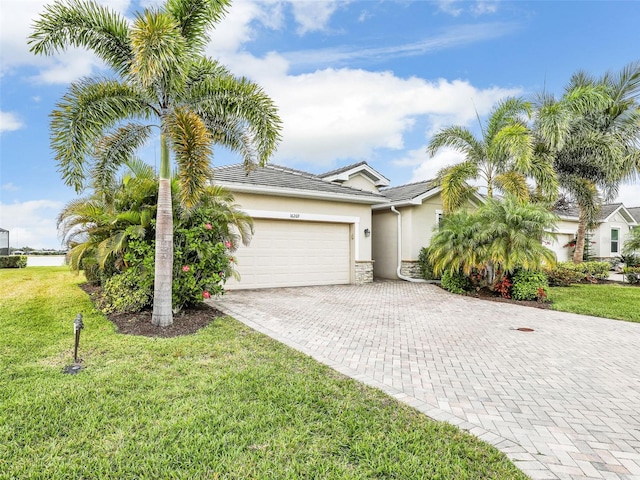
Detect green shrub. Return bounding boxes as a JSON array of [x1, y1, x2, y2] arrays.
[[441, 270, 471, 294], [623, 266, 640, 285], [619, 254, 640, 268], [556, 261, 609, 281], [99, 269, 153, 314], [511, 270, 549, 301], [81, 257, 101, 285], [544, 265, 584, 287], [0, 256, 27, 268], [417, 247, 439, 280]]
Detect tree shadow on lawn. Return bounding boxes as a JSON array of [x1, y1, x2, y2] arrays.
[[80, 283, 224, 338]]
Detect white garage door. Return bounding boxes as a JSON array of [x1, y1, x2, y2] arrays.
[[227, 219, 351, 289]]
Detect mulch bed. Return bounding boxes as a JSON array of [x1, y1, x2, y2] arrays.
[[79, 283, 224, 338], [467, 287, 552, 310], [458, 277, 637, 310]]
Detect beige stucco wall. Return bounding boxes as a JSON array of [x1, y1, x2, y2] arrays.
[[372, 209, 398, 279], [372, 192, 478, 279], [230, 192, 374, 262], [341, 174, 380, 193]]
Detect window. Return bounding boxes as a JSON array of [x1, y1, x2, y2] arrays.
[[611, 228, 620, 254]]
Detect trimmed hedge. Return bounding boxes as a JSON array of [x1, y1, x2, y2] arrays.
[[0, 256, 27, 268], [441, 270, 471, 294]]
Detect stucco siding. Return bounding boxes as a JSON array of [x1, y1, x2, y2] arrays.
[[372, 210, 398, 279], [232, 192, 373, 261], [342, 174, 380, 193]]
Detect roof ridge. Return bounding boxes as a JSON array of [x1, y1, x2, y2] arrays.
[[380, 179, 435, 191], [319, 161, 368, 178]]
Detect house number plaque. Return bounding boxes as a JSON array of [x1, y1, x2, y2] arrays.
[[290, 213, 300, 219]]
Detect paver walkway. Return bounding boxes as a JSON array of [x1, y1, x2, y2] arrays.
[[211, 281, 640, 480]]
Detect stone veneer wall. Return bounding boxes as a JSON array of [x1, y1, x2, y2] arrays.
[[355, 261, 374, 284], [400, 260, 422, 279]]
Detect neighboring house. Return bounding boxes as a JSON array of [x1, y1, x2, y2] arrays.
[[549, 203, 638, 262], [212, 164, 386, 289]]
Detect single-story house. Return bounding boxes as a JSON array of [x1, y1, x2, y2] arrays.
[[212, 163, 387, 289], [549, 203, 639, 262], [213, 162, 480, 289]]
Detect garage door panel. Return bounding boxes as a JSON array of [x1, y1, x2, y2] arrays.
[[226, 219, 351, 289]]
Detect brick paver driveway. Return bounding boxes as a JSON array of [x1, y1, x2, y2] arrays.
[[211, 281, 640, 480]]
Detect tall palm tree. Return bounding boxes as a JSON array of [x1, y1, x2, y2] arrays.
[[535, 62, 640, 262], [30, 0, 281, 326], [426, 97, 557, 213]]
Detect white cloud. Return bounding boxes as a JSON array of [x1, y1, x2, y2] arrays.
[[1, 183, 20, 191], [438, 0, 500, 17], [230, 61, 522, 166], [0, 111, 24, 133], [0, 200, 64, 249], [290, 0, 341, 35], [437, 0, 463, 17], [281, 22, 519, 69], [403, 147, 466, 182], [1, 0, 130, 77], [616, 183, 640, 208], [31, 47, 106, 85]]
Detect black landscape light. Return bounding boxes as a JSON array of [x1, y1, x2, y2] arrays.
[[63, 314, 84, 375]]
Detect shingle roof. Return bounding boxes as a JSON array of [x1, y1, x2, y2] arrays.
[[554, 203, 629, 221], [319, 161, 369, 178], [379, 180, 438, 202], [627, 207, 640, 223], [212, 164, 386, 201]]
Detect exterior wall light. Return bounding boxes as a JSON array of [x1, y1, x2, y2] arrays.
[[364, 228, 371, 237]]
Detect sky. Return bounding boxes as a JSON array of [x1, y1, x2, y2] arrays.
[[1, 0, 639, 249]]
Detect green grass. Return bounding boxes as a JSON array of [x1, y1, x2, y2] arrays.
[[0, 267, 526, 479], [549, 283, 640, 323]]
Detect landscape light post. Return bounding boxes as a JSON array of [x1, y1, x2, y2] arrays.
[[73, 314, 84, 363]]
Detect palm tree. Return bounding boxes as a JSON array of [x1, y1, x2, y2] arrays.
[[59, 159, 253, 289], [535, 62, 640, 263], [428, 196, 557, 285], [623, 228, 640, 255], [30, 0, 281, 326], [427, 97, 557, 213]]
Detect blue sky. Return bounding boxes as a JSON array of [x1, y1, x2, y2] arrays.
[[1, 0, 639, 248]]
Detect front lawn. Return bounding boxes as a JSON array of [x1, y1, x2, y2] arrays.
[[0, 267, 526, 479], [549, 283, 640, 323]]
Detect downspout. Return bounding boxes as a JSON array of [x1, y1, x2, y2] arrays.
[[390, 206, 431, 283]]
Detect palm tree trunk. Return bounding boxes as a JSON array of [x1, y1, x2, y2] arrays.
[[152, 136, 174, 326], [573, 207, 587, 264]]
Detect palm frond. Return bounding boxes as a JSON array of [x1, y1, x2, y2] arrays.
[[51, 78, 151, 191], [494, 171, 529, 202], [426, 125, 484, 162], [129, 10, 188, 92], [91, 123, 153, 201], [436, 161, 479, 213], [166, 0, 230, 51], [29, 0, 132, 76], [166, 107, 214, 209], [185, 73, 282, 166]]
